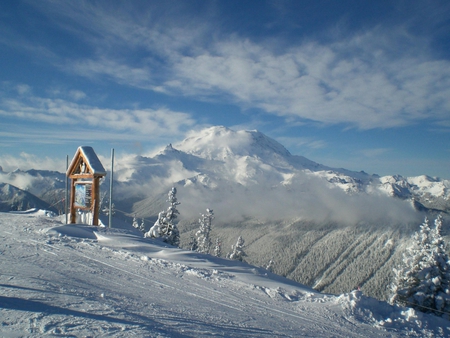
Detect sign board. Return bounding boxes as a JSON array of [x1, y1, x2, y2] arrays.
[[74, 182, 92, 209], [67, 146, 106, 225]]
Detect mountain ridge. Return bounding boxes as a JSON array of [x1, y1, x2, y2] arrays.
[[0, 126, 448, 219]]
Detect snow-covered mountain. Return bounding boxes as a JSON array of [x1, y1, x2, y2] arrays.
[[118, 126, 448, 221], [0, 168, 66, 214], [1, 126, 448, 217], [0, 126, 449, 301], [0, 183, 55, 213], [1, 210, 448, 337]]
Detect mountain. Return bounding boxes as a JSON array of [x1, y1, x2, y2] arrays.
[[0, 126, 449, 301], [0, 169, 67, 214], [0, 183, 56, 213], [125, 126, 447, 220], [0, 210, 448, 337]]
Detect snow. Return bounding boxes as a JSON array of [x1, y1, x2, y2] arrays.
[[67, 146, 106, 176], [177, 126, 291, 162], [1, 210, 450, 337]]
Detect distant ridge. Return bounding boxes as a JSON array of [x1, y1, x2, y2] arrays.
[[0, 183, 55, 212]]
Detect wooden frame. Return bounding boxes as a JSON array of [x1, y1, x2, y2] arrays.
[[66, 146, 106, 225]]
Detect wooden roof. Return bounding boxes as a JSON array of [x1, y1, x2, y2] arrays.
[[66, 146, 106, 177]]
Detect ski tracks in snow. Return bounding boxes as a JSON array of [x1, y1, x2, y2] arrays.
[[0, 213, 408, 337]]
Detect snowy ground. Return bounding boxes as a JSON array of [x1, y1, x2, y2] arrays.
[[1, 210, 449, 337]]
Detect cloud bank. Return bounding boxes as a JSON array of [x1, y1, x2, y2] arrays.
[[0, 152, 64, 172], [176, 172, 420, 227]]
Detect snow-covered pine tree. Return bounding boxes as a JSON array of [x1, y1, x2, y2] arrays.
[[144, 212, 163, 238], [102, 202, 116, 216], [266, 259, 274, 272], [390, 217, 432, 307], [132, 216, 139, 229], [167, 222, 180, 247], [139, 218, 146, 234], [196, 208, 214, 254], [188, 234, 198, 251], [426, 215, 450, 317], [144, 187, 180, 246], [213, 238, 221, 257], [228, 236, 246, 261], [162, 187, 180, 247], [390, 215, 450, 318]]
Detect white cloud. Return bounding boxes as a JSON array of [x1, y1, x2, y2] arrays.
[[71, 58, 155, 89], [176, 171, 420, 226], [0, 152, 64, 172], [69, 90, 87, 101], [16, 84, 32, 95], [18, 1, 450, 131], [163, 31, 450, 130], [0, 94, 196, 137], [276, 136, 327, 152]]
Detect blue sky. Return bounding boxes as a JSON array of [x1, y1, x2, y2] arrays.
[[0, 0, 449, 178]]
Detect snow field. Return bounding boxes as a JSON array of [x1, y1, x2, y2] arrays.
[[1, 211, 450, 337]]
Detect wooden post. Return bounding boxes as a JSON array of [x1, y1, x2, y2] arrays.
[[69, 178, 76, 224], [92, 177, 100, 226]]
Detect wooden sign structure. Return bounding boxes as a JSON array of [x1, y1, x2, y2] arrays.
[[66, 146, 106, 225]]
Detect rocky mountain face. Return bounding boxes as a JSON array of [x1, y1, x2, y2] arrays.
[[0, 126, 448, 300], [0, 168, 66, 214], [0, 183, 55, 212]]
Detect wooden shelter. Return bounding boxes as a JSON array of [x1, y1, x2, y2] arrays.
[[66, 146, 106, 225]]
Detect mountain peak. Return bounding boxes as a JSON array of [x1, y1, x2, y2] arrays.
[[176, 126, 291, 161]]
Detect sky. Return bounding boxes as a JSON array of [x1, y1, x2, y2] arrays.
[[0, 0, 449, 179]]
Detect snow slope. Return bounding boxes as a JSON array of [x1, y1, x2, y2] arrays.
[[1, 210, 449, 337]]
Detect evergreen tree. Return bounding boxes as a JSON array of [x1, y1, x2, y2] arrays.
[[426, 215, 450, 316], [266, 259, 274, 272], [390, 215, 450, 318], [213, 238, 221, 257], [228, 236, 246, 261], [132, 216, 139, 229], [196, 208, 214, 254], [145, 212, 163, 238], [144, 187, 180, 247], [162, 187, 180, 246], [139, 218, 146, 234], [102, 202, 116, 216], [188, 234, 198, 251]]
